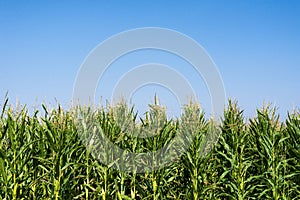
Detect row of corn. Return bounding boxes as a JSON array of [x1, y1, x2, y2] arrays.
[[0, 98, 299, 199]]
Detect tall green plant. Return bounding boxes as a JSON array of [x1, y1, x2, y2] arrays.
[[214, 100, 255, 199], [249, 106, 290, 199]]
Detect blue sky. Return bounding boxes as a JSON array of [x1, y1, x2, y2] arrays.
[[0, 1, 299, 119]]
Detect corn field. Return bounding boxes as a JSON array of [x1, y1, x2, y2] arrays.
[[0, 98, 299, 199]]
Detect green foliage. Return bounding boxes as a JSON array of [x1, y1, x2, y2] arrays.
[[0, 98, 299, 199]]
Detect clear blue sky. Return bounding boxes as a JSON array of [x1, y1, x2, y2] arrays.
[[0, 1, 299, 119]]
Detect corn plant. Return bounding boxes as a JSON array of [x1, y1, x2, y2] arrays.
[[249, 105, 291, 199]]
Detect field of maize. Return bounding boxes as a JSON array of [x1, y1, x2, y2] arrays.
[[0, 98, 299, 199]]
